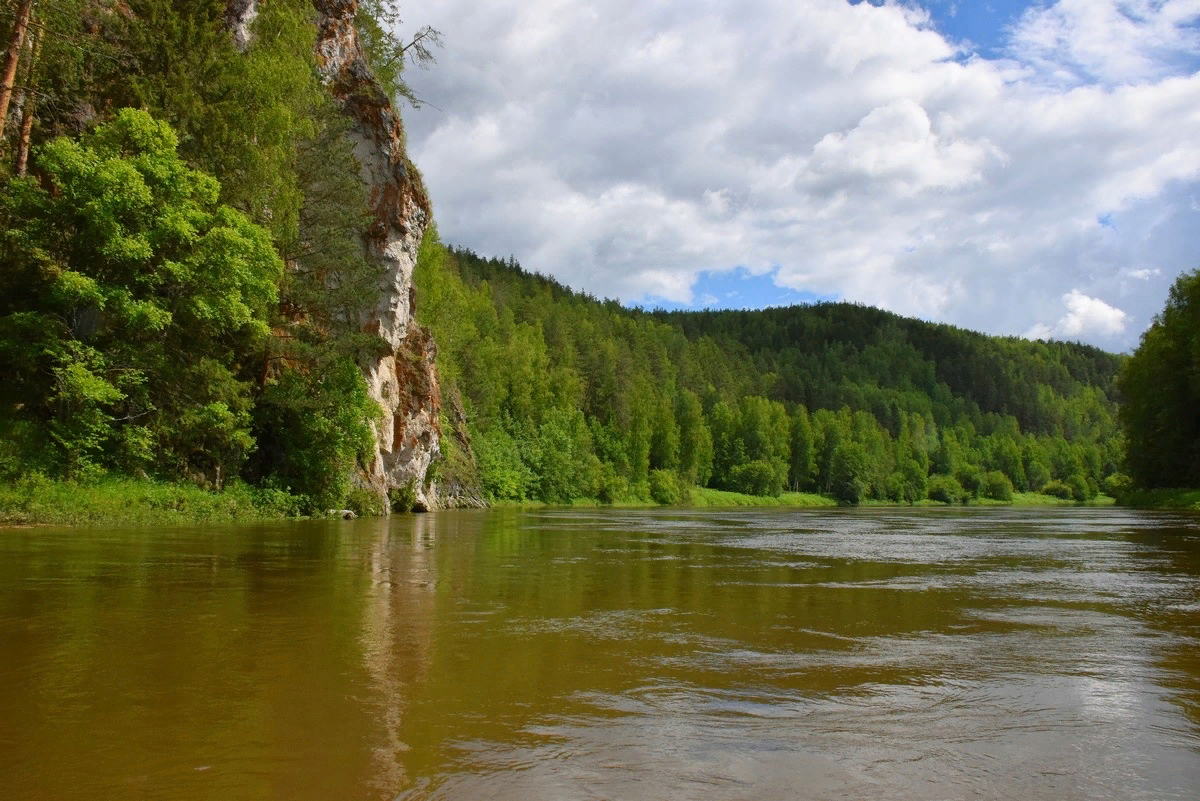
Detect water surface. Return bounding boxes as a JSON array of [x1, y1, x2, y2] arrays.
[[1, 507, 1198, 799]]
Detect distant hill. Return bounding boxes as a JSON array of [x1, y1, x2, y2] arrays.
[[416, 242, 1125, 505]]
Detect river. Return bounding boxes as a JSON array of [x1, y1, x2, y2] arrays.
[[1, 507, 1198, 799]]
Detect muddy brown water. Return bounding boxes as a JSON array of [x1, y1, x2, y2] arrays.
[[1, 507, 1198, 800]]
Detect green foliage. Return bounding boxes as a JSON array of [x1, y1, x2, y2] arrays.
[[0, 473, 304, 526], [1119, 268, 1200, 489], [0, 3, 434, 513], [1119, 488, 1200, 510], [1040, 480, 1074, 500], [676, 389, 713, 485], [355, 0, 443, 109], [928, 474, 965, 505], [1102, 472, 1133, 498], [410, 245, 1126, 508], [686, 488, 836, 508], [249, 358, 378, 513], [893, 456, 929, 504], [728, 460, 786, 497], [1066, 473, 1094, 502], [829, 442, 870, 505], [981, 471, 1014, 502], [789, 405, 816, 490], [389, 481, 418, 513], [0, 110, 281, 480], [346, 485, 388, 517], [474, 425, 534, 502], [649, 469, 681, 505]]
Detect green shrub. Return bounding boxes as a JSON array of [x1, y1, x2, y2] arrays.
[[981, 471, 1014, 502], [1103, 472, 1133, 498], [955, 464, 982, 498], [1066, 473, 1093, 501], [346, 485, 387, 517], [389, 481, 418, 513], [649, 469, 680, 505], [928, 474, 965, 504], [1041, 480, 1074, 499], [595, 463, 628, 504], [728, 459, 785, 497]]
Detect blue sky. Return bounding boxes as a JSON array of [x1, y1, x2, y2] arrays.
[[640, 268, 834, 312], [870, 0, 1036, 53], [405, 0, 1200, 349]]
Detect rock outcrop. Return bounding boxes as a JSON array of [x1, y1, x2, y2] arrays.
[[224, 0, 445, 512], [311, 0, 441, 512]]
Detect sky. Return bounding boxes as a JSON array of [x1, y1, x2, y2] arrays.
[[399, 0, 1200, 350]]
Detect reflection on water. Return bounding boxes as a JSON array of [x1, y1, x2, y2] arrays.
[[1, 507, 1198, 800]]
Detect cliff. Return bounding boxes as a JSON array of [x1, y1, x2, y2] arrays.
[[312, 0, 442, 511], [232, 0, 443, 511]]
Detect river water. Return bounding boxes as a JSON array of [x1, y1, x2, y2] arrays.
[[1, 507, 1198, 800]]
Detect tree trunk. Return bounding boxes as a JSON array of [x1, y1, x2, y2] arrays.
[[14, 25, 41, 175], [0, 0, 34, 138]]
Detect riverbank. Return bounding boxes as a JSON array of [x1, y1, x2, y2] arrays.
[[0, 477, 1127, 528], [488, 488, 1115, 510], [0, 475, 306, 527], [1119, 488, 1200, 510]]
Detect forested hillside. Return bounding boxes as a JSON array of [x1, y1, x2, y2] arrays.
[[0, 0, 434, 516], [417, 240, 1128, 505]]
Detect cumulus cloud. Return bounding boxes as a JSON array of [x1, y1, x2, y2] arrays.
[[1026, 290, 1130, 340], [1009, 0, 1200, 85], [401, 0, 1200, 348]]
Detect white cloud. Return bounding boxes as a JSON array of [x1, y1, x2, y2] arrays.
[[1009, 0, 1200, 86], [1123, 267, 1162, 279], [1026, 289, 1130, 339], [401, 0, 1200, 348]]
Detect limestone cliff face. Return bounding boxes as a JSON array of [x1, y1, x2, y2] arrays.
[[311, 0, 441, 511], [227, 0, 442, 511]]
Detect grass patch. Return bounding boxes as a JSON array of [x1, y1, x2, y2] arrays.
[[1120, 488, 1200, 510], [685, 488, 837, 508], [484, 489, 835, 509], [0, 474, 307, 527], [1007, 492, 1116, 507]]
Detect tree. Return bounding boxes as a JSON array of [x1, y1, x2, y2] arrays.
[[1119, 269, 1200, 488], [0, 0, 33, 137], [789, 404, 815, 490], [829, 442, 869, 505], [0, 109, 281, 479], [676, 389, 713, 485]]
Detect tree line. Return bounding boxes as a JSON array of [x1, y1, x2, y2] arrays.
[[415, 240, 1130, 506]]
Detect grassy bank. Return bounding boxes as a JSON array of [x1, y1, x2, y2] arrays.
[[685, 488, 837, 508], [0, 475, 307, 527], [2, 475, 1130, 528], [489, 488, 837, 510], [1119, 489, 1200, 510], [1007, 492, 1116, 507], [491, 489, 1117, 511]]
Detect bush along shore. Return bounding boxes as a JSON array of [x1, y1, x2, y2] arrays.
[[0, 475, 313, 527]]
